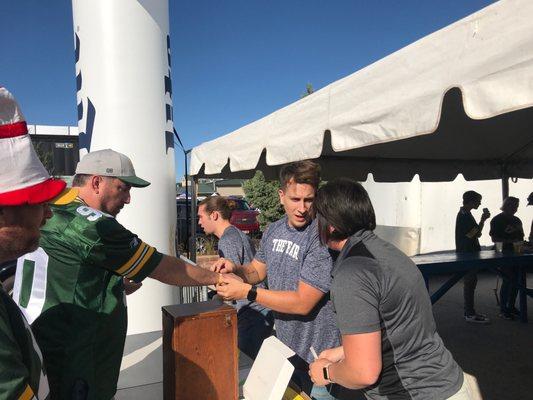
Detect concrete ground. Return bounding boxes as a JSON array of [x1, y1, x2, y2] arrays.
[[116, 271, 532, 399], [430, 271, 532, 400]]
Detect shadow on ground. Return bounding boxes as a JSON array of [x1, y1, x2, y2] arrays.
[[431, 271, 532, 400]]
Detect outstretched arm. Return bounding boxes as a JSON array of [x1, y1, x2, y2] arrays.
[[217, 278, 326, 315], [150, 255, 222, 286], [212, 258, 267, 284]]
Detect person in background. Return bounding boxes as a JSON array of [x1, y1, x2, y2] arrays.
[[309, 178, 474, 400], [455, 191, 490, 323], [489, 196, 524, 320], [214, 160, 341, 400], [527, 192, 533, 244], [0, 86, 77, 399], [198, 196, 273, 359], [13, 149, 238, 400]]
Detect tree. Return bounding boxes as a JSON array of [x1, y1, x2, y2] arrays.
[[33, 142, 56, 176], [243, 171, 284, 231], [243, 84, 316, 232], [301, 83, 314, 98]]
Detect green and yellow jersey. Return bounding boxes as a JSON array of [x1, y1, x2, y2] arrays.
[[13, 200, 162, 400], [0, 288, 49, 400]]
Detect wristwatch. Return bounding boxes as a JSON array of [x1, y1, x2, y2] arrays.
[[246, 286, 257, 302], [323, 363, 333, 383]]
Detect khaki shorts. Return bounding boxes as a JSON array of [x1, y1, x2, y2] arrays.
[[447, 373, 483, 400]]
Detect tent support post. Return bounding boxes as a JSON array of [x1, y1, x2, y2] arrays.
[[190, 176, 198, 262], [184, 150, 190, 259], [501, 176, 509, 200]]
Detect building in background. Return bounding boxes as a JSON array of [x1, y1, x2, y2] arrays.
[[177, 178, 245, 198], [214, 179, 246, 197], [28, 125, 79, 179]]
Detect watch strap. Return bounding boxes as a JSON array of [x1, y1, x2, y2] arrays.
[[246, 285, 257, 302]]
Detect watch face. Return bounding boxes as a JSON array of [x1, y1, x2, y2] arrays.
[[323, 366, 329, 381]]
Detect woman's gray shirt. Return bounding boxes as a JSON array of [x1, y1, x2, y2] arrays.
[[331, 230, 463, 400]]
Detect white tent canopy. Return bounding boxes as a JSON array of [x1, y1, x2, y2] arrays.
[[190, 0, 533, 182]]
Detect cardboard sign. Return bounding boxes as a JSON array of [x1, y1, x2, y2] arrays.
[[243, 337, 297, 400]]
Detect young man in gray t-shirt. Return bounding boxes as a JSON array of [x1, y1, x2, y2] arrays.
[[198, 197, 273, 359], [215, 161, 341, 399]]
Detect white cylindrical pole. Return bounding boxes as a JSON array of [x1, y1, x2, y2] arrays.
[[72, 0, 177, 335]]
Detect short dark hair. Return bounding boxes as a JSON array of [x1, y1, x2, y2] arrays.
[[198, 196, 235, 220], [313, 178, 376, 244], [501, 196, 519, 211], [72, 174, 91, 187], [463, 190, 482, 204], [279, 160, 320, 191]]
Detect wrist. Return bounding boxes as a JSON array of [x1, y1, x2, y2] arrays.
[[245, 284, 256, 301]]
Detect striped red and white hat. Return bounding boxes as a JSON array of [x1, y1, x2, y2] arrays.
[[0, 87, 77, 206]]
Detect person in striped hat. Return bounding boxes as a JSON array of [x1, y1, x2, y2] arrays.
[[0, 86, 77, 400]]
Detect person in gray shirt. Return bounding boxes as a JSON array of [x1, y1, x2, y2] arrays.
[[309, 179, 474, 400], [215, 161, 341, 400], [198, 196, 273, 358]]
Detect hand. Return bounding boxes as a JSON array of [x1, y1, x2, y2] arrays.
[[308, 358, 332, 387], [481, 209, 490, 221], [222, 273, 243, 283], [319, 346, 345, 363], [196, 258, 219, 270], [216, 276, 251, 301], [123, 278, 142, 295], [211, 258, 236, 273]]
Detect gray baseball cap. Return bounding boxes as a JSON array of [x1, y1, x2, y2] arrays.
[[75, 149, 150, 188]]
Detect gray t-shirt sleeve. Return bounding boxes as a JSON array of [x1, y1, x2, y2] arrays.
[[332, 258, 382, 334], [299, 229, 333, 293], [218, 229, 245, 265], [254, 224, 271, 264], [218, 226, 257, 265]]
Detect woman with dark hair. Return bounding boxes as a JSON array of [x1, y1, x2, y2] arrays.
[[309, 178, 476, 399]]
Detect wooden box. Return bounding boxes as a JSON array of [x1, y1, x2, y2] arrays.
[[162, 300, 238, 400]]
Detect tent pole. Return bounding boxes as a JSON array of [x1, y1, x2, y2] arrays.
[[501, 176, 509, 200], [190, 176, 198, 262], [184, 150, 190, 259]]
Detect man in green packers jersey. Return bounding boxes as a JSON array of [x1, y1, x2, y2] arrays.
[[14, 149, 233, 400], [0, 86, 78, 400]]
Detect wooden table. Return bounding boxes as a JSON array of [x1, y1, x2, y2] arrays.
[[412, 250, 533, 322]]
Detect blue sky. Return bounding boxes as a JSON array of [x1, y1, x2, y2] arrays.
[[1, 0, 495, 179]]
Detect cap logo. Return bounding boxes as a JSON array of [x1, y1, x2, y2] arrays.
[[106, 168, 114, 173]]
